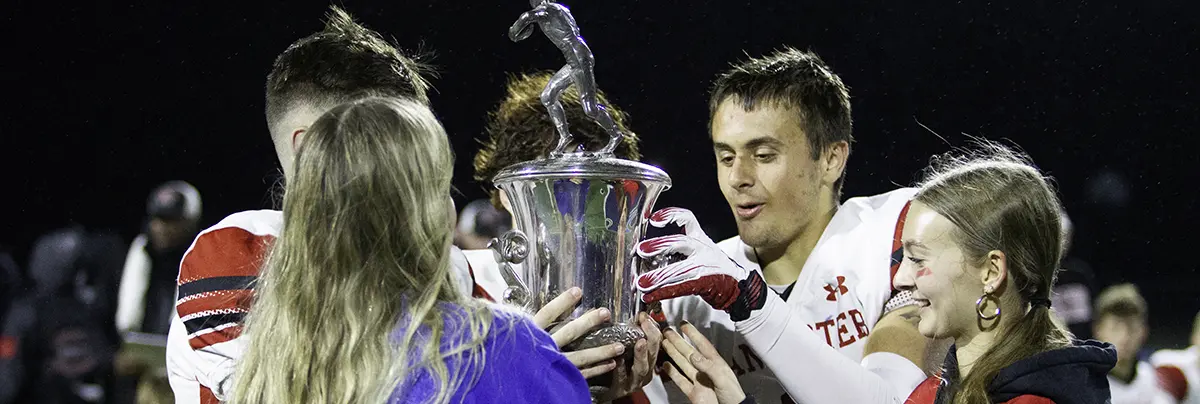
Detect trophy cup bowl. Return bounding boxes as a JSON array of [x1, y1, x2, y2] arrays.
[[491, 152, 671, 393]]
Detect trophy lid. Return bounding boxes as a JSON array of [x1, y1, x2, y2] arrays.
[[492, 152, 671, 188]]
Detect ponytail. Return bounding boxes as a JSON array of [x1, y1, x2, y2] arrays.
[[950, 302, 1070, 404]]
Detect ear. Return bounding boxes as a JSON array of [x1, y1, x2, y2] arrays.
[[291, 128, 307, 152], [821, 140, 850, 185], [980, 250, 1007, 291]]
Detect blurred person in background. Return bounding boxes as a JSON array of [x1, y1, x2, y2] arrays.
[[112, 180, 203, 404], [134, 371, 173, 404], [1152, 310, 1200, 404], [472, 72, 641, 219], [1, 226, 126, 404], [1092, 283, 1176, 403], [468, 71, 643, 298], [0, 246, 21, 331], [1050, 208, 1099, 340], [116, 180, 203, 336], [452, 199, 511, 250]]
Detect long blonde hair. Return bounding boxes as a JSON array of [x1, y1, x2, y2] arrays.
[[232, 97, 493, 404], [915, 141, 1072, 404]]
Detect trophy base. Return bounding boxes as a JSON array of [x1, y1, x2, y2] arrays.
[[551, 321, 645, 401]]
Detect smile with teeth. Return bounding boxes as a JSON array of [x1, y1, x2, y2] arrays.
[[915, 298, 931, 308]]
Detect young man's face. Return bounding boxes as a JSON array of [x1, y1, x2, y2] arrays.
[[148, 217, 195, 252], [1094, 314, 1147, 363], [711, 99, 830, 251]]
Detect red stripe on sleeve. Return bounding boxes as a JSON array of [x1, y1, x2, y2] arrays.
[[906, 376, 940, 403], [1156, 365, 1189, 401], [890, 201, 913, 293], [177, 289, 254, 319], [200, 385, 219, 404], [189, 325, 244, 350], [178, 227, 275, 285], [467, 261, 496, 302]]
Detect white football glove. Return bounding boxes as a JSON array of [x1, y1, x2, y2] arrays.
[[635, 208, 768, 321]]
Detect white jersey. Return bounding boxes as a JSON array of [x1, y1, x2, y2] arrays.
[[116, 233, 152, 332], [1152, 346, 1199, 404], [460, 249, 511, 302], [1109, 361, 1177, 404], [166, 210, 493, 404], [644, 188, 918, 404]]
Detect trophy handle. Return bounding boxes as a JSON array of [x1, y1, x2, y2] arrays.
[[487, 230, 533, 311]]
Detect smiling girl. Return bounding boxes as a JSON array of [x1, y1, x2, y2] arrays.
[[894, 141, 1117, 404]]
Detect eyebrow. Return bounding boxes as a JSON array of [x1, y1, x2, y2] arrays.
[[713, 136, 786, 152], [902, 240, 930, 252], [745, 137, 786, 150]]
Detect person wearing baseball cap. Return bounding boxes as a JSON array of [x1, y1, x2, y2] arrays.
[[116, 180, 202, 336]]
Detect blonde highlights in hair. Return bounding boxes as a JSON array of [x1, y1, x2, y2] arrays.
[[232, 97, 492, 404], [915, 140, 1072, 404]]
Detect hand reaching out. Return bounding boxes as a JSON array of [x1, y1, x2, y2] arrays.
[[532, 288, 663, 399], [660, 323, 749, 404], [533, 287, 624, 378]]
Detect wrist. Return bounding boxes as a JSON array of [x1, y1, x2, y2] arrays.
[[726, 271, 767, 321]]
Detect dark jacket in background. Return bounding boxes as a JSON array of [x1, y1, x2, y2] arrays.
[[0, 227, 124, 404]]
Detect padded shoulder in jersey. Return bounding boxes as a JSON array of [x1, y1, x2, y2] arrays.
[[453, 247, 499, 302], [1151, 347, 1195, 403], [843, 188, 917, 296], [175, 209, 282, 350]]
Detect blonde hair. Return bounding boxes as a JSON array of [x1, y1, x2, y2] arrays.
[[232, 97, 493, 404], [915, 140, 1072, 404]]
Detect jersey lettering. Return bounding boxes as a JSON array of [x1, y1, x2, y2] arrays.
[[809, 308, 871, 348]]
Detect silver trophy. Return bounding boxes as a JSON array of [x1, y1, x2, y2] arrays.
[[490, 0, 671, 388]]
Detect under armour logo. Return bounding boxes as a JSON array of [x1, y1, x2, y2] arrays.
[[824, 276, 848, 301]]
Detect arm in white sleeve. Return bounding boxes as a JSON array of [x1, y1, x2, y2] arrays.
[[734, 293, 925, 403], [166, 308, 245, 403], [115, 234, 150, 332]]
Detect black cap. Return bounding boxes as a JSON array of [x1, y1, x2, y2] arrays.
[[146, 181, 201, 220]]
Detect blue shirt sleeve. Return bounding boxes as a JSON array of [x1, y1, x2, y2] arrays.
[[462, 310, 592, 404], [391, 306, 592, 404]]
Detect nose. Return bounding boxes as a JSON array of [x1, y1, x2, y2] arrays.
[[727, 157, 756, 190], [893, 258, 916, 292]]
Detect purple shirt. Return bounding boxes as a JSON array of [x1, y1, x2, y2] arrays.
[[389, 305, 591, 403]]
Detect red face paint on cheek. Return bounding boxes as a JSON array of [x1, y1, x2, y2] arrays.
[[916, 267, 933, 278]]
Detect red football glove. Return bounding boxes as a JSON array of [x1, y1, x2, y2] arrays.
[[635, 208, 767, 322]]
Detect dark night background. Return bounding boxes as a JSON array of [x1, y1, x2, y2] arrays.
[[3, 1, 1197, 347]]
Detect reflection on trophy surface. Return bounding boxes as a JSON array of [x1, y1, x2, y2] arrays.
[[491, 0, 672, 394]]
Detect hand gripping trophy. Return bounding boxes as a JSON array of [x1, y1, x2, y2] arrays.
[[491, 0, 672, 398]]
